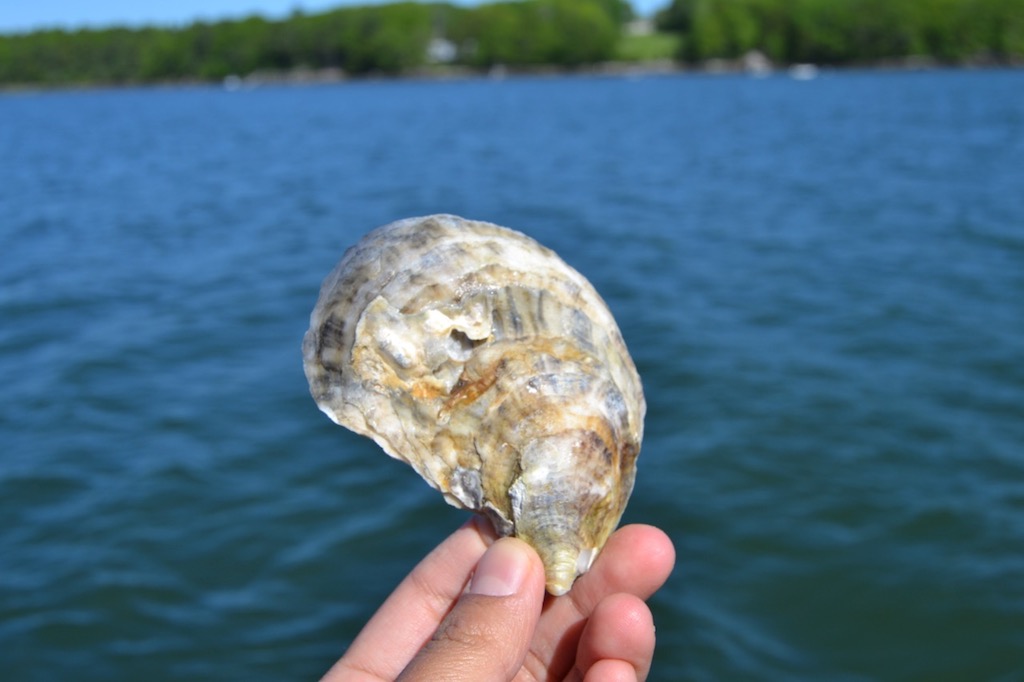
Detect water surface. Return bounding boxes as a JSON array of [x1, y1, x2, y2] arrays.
[[2, 69, 1023, 680]]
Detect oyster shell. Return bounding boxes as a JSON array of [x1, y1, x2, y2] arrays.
[[302, 214, 644, 595]]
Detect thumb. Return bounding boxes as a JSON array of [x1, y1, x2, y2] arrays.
[[397, 537, 546, 682]]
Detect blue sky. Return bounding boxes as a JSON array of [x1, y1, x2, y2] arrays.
[[0, 0, 667, 33]]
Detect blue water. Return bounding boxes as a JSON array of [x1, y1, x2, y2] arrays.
[[2, 69, 1023, 681]]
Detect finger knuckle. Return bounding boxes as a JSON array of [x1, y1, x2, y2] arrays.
[[435, 609, 499, 649]]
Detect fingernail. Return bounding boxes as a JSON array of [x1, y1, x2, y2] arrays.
[[469, 538, 530, 597]]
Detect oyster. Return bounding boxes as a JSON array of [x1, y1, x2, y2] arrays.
[[302, 214, 644, 595]]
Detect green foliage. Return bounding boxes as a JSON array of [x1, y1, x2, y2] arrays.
[[615, 32, 681, 62], [655, 0, 1024, 64], [0, 0, 626, 86], [443, 0, 618, 68], [5, 0, 1021, 86]]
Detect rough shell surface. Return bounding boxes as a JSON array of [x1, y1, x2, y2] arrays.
[[302, 214, 645, 595]]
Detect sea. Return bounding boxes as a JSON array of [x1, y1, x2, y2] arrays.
[[2, 68, 1023, 681]]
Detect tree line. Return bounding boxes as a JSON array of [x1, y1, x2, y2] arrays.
[[655, 0, 1024, 65], [3, 0, 1022, 87], [0, 0, 632, 86]]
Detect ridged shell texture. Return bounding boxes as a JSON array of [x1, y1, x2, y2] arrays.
[[303, 215, 645, 595]]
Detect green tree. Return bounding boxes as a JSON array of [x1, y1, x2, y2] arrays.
[[4, 0, 1022, 86], [653, 0, 1024, 64]]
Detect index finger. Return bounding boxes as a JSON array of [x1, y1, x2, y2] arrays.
[[322, 518, 496, 681]]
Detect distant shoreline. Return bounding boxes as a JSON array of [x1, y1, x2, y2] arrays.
[[3, 56, 1021, 94], [6, 0, 1023, 94]]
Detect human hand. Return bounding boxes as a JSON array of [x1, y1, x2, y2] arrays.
[[321, 518, 675, 681]]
